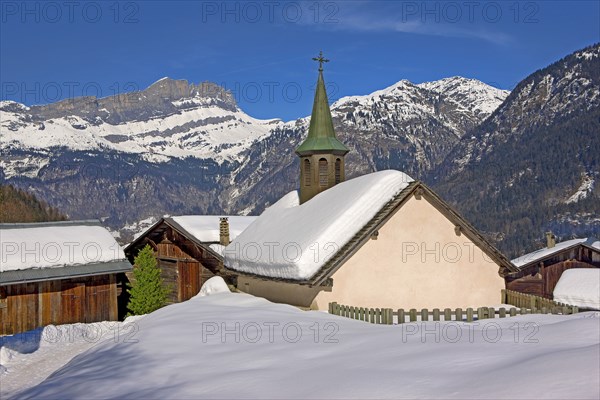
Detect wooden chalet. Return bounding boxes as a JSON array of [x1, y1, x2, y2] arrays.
[[506, 233, 600, 298], [0, 220, 131, 335], [124, 216, 256, 304]]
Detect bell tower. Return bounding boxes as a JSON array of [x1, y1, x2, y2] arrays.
[[296, 51, 350, 204]]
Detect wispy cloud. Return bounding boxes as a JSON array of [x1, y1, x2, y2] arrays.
[[302, 2, 513, 46], [347, 17, 511, 45]]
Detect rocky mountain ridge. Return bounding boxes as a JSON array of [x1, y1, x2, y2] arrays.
[[6, 41, 599, 257], [431, 43, 600, 256], [0, 75, 507, 240]]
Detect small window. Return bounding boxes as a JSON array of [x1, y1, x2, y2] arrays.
[[335, 158, 342, 184], [319, 158, 328, 187], [303, 159, 311, 186], [0, 287, 7, 309]]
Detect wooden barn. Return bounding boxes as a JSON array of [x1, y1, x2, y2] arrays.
[[0, 220, 132, 335], [124, 216, 256, 304], [506, 233, 600, 298]]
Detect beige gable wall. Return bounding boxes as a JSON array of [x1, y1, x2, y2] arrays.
[[235, 275, 324, 308], [313, 195, 505, 310]]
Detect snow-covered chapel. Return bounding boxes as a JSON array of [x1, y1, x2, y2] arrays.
[[222, 53, 518, 310]]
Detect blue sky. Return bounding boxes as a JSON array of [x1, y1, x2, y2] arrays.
[[1, 1, 598, 120]]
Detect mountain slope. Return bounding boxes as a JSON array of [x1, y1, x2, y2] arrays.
[[0, 78, 280, 171], [223, 77, 508, 213], [0, 185, 67, 223], [431, 43, 600, 257], [0, 76, 506, 239]]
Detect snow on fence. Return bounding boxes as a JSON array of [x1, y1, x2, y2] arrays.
[[328, 289, 579, 325]]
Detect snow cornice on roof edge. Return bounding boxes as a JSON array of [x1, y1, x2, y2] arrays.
[[223, 180, 517, 286]]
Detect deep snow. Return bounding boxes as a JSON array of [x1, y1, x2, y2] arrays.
[[197, 276, 231, 297], [0, 317, 143, 398], [0, 224, 126, 272], [553, 269, 600, 310], [5, 292, 599, 399], [224, 170, 413, 280]]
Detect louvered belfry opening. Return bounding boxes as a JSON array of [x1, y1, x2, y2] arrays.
[[319, 158, 328, 187], [303, 159, 311, 186]]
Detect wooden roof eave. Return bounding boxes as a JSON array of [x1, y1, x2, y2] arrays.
[[416, 183, 518, 276], [123, 217, 168, 257], [581, 241, 600, 255], [124, 218, 224, 266], [508, 242, 600, 277], [0, 260, 132, 286], [219, 266, 329, 286], [161, 218, 224, 261], [308, 181, 419, 286]]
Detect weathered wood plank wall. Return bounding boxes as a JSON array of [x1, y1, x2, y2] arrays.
[[0, 274, 119, 336]]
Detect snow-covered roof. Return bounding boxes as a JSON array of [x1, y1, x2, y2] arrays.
[[169, 216, 257, 243], [223, 170, 414, 280], [512, 237, 599, 268], [208, 243, 226, 256], [0, 220, 127, 273], [553, 269, 600, 310]]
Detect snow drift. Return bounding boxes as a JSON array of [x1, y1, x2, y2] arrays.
[[553, 269, 600, 310], [12, 293, 600, 399], [197, 276, 230, 297]]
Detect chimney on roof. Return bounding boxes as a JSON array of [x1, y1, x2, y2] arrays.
[[220, 217, 230, 246], [546, 231, 556, 248]]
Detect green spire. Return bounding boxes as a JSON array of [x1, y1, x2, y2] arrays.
[[296, 51, 349, 156]]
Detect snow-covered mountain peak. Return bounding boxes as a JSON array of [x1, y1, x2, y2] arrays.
[[0, 78, 279, 166], [0, 100, 30, 112], [327, 76, 508, 144], [1, 75, 509, 184], [141, 77, 237, 110], [418, 76, 510, 116], [152, 76, 170, 84], [418, 76, 507, 96], [331, 76, 508, 118], [332, 79, 418, 108], [0, 72, 515, 234]]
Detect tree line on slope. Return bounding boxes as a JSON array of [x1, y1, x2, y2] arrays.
[[0, 185, 67, 223], [433, 108, 600, 258]]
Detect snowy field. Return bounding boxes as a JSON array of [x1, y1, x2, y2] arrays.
[[1, 289, 599, 399], [0, 318, 143, 398]]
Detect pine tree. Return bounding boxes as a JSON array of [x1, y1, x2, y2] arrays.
[[127, 245, 169, 315]]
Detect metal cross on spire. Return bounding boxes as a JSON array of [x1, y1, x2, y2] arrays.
[[312, 51, 329, 71]]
